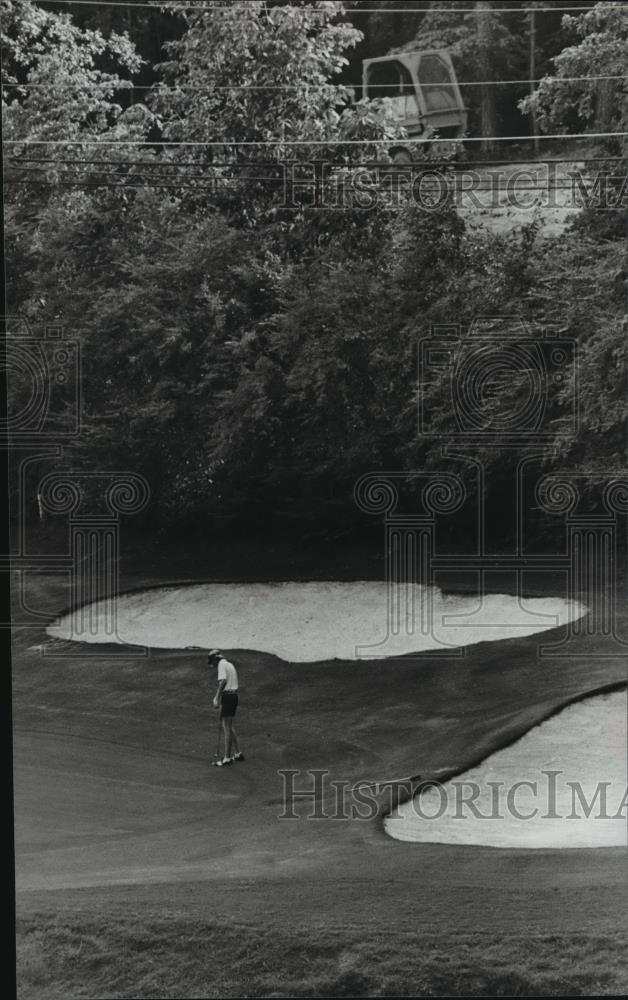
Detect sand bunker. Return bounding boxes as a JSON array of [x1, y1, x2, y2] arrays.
[[386, 689, 627, 848], [47, 582, 585, 661]]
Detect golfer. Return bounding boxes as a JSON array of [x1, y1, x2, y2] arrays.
[[209, 649, 244, 767]]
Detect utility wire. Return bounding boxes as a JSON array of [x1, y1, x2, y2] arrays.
[[4, 131, 628, 145], [9, 164, 619, 181], [4, 177, 610, 194], [5, 171, 613, 188], [12, 160, 613, 181], [35, 1, 626, 15], [6, 155, 624, 165], [4, 75, 628, 90], [8, 156, 625, 169]]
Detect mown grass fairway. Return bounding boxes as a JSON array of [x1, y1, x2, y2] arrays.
[[12, 565, 628, 997]]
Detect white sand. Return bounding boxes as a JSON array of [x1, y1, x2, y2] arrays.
[[386, 690, 627, 848], [47, 582, 585, 662]]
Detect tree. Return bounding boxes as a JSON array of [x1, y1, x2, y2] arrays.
[[401, 0, 520, 143], [2, 0, 152, 314], [6, 1, 626, 542], [4, 1, 407, 527], [149, 0, 404, 228], [521, 1, 628, 147], [521, 1, 628, 236], [1, 0, 142, 145]]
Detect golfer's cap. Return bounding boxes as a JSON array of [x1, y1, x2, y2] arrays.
[[207, 649, 222, 662]]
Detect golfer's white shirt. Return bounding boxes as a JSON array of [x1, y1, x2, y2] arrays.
[[217, 658, 238, 691]]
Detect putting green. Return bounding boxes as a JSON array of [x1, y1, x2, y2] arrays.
[[47, 582, 586, 661], [386, 689, 627, 848]]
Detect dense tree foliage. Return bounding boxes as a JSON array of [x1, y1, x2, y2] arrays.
[[522, 2, 628, 140], [3, 1, 626, 541], [522, 2, 628, 236]]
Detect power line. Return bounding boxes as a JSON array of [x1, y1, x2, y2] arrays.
[[345, 1, 615, 8], [4, 75, 627, 90], [7, 165, 284, 182], [6, 154, 625, 169], [4, 176, 613, 194], [7, 165, 618, 187], [4, 131, 628, 145], [7, 158, 625, 181], [3, 178, 263, 192], [34, 1, 624, 15]]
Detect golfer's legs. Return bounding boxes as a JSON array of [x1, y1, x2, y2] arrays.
[[231, 724, 240, 755], [222, 717, 233, 759]]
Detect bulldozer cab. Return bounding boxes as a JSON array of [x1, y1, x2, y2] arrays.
[[362, 49, 467, 140]]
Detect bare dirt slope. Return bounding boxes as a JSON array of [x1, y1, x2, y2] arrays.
[[456, 159, 585, 236]]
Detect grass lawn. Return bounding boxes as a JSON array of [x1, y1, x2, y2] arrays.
[[12, 555, 628, 998], [17, 912, 628, 998]]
